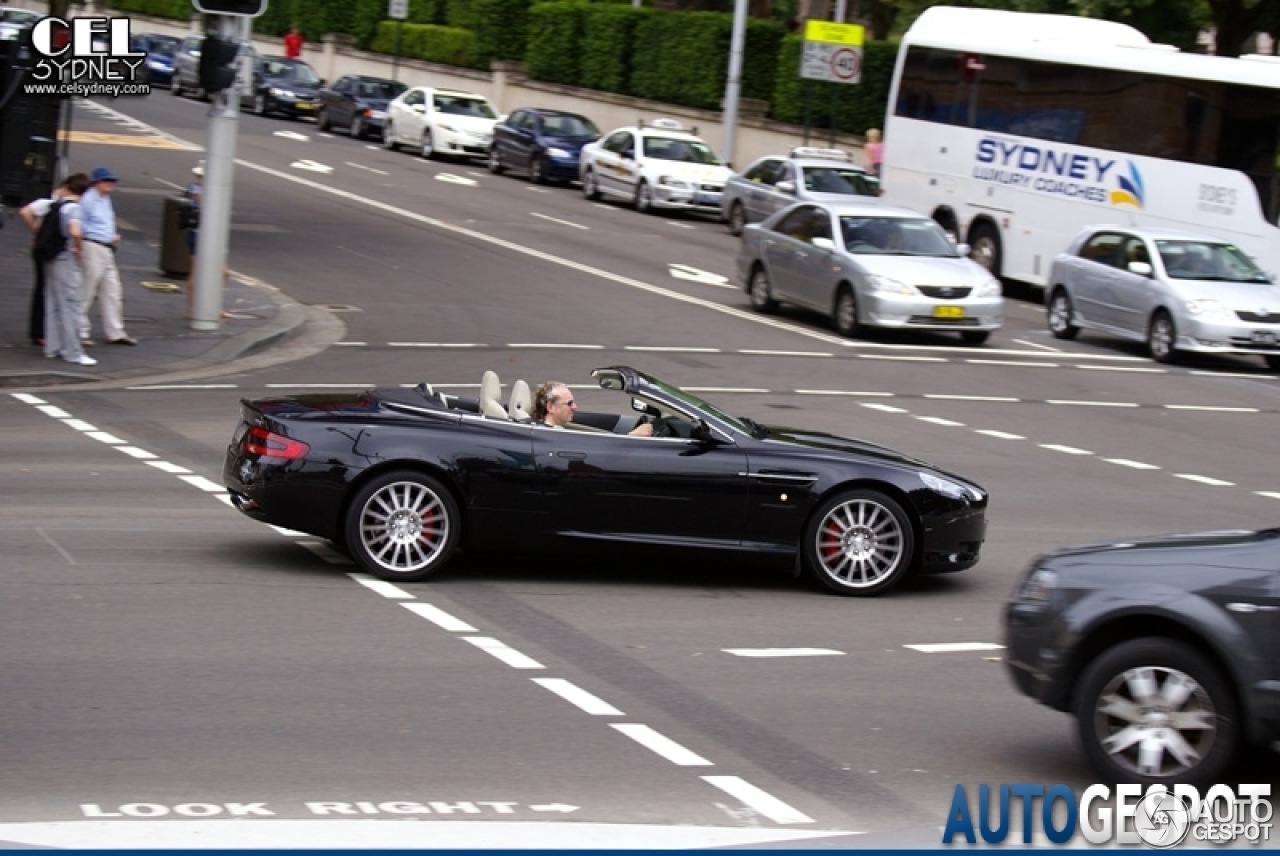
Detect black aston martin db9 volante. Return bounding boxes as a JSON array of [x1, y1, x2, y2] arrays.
[[224, 367, 988, 596]]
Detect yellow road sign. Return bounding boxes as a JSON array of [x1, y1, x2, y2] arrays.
[[803, 20, 864, 46]]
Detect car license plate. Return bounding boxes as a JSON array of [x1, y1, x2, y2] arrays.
[[934, 305, 966, 319], [296, 102, 314, 110], [1252, 330, 1276, 344]]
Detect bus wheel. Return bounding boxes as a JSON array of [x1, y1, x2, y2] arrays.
[[968, 222, 1002, 279]]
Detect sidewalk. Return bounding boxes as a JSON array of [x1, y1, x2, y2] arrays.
[[0, 207, 307, 391]]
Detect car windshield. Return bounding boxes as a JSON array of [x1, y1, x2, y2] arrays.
[[264, 60, 319, 84], [633, 374, 751, 435], [543, 114, 599, 140], [642, 136, 720, 165], [434, 95, 497, 118], [358, 80, 406, 99], [802, 166, 879, 196], [1156, 240, 1271, 283], [840, 217, 960, 257], [144, 35, 179, 56]]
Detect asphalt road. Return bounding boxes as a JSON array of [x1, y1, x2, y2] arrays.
[[2, 94, 1278, 849]]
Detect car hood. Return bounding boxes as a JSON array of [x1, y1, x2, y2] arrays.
[[850, 254, 990, 286], [266, 79, 318, 96], [1043, 528, 1279, 561], [763, 424, 933, 469], [1168, 279, 1280, 311], [643, 162, 732, 183], [541, 137, 591, 152]]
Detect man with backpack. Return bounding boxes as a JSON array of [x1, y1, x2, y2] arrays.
[[18, 178, 71, 347], [21, 173, 96, 366]]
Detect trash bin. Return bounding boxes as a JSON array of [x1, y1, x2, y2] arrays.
[[159, 195, 191, 277]]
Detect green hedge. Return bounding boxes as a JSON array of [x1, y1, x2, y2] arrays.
[[525, 2, 586, 86], [108, 0, 193, 20], [369, 20, 476, 68], [580, 4, 654, 95], [771, 36, 897, 135], [469, 0, 532, 67]]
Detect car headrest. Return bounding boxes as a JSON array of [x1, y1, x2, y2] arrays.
[[509, 379, 532, 422], [479, 370, 508, 419]]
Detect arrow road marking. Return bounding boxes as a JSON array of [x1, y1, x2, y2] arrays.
[[291, 160, 333, 174], [669, 263, 733, 288], [529, 804, 580, 813], [274, 130, 309, 141], [435, 173, 478, 186]]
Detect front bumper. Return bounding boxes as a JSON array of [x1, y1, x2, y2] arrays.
[[1175, 316, 1280, 357], [863, 293, 1003, 332], [437, 127, 493, 157], [651, 183, 724, 213], [918, 499, 987, 574], [272, 95, 318, 117]]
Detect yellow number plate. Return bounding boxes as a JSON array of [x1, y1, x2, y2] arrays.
[[934, 305, 966, 319]]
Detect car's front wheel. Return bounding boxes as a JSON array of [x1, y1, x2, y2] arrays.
[[316, 108, 331, 131], [635, 181, 655, 214], [345, 471, 461, 582], [383, 122, 399, 151], [420, 130, 435, 160], [253, 93, 267, 116], [1148, 310, 1178, 363], [529, 154, 547, 184], [582, 168, 600, 200], [171, 75, 182, 96], [488, 146, 504, 174], [802, 490, 914, 596], [727, 201, 746, 237], [350, 114, 364, 139], [748, 266, 778, 313], [1047, 288, 1079, 339], [1074, 637, 1238, 789], [833, 285, 861, 338]]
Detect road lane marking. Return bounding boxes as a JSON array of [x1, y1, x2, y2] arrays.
[[532, 678, 624, 715], [436, 173, 477, 186], [860, 403, 908, 413], [348, 573, 414, 599], [924, 394, 1019, 402], [403, 602, 478, 633], [1047, 400, 1139, 407], [344, 161, 388, 175], [1077, 364, 1166, 373], [722, 648, 844, 658], [178, 475, 226, 492], [975, 430, 1024, 440], [611, 724, 713, 766], [858, 354, 946, 362], [741, 350, 833, 357], [701, 776, 815, 825], [1039, 444, 1093, 455], [1165, 404, 1259, 412], [1257, 492, 1280, 500], [463, 636, 545, 669], [967, 359, 1059, 368], [531, 212, 589, 230], [37, 405, 71, 419], [797, 389, 893, 397], [1103, 459, 1160, 470], [62, 418, 97, 431], [115, 446, 158, 460], [292, 160, 333, 174], [904, 642, 1004, 653], [389, 342, 486, 347], [669, 264, 732, 288], [146, 461, 192, 474], [625, 346, 722, 353], [915, 416, 964, 427], [683, 387, 770, 394], [126, 384, 239, 390], [299, 540, 353, 564], [1173, 474, 1235, 486], [85, 431, 125, 444], [274, 130, 309, 141], [1012, 339, 1062, 352], [507, 343, 604, 349]]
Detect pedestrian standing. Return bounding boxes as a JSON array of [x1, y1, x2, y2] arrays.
[[864, 128, 883, 180], [40, 173, 96, 366], [78, 166, 137, 346], [283, 26, 303, 59], [18, 178, 72, 346]]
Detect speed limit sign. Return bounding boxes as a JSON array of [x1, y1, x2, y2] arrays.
[[830, 47, 861, 81]]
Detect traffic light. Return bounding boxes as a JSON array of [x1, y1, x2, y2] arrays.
[[192, 0, 268, 16], [198, 34, 240, 94]]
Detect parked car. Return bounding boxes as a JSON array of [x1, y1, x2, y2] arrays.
[[316, 74, 406, 140], [223, 366, 988, 596], [383, 87, 498, 159], [737, 200, 1003, 343], [170, 34, 258, 101], [1047, 226, 1280, 368], [489, 108, 600, 184], [579, 118, 732, 217], [244, 55, 322, 119], [0, 6, 39, 41], [130, 32, 180, 86], [722, 147, 880, 236], [1005, 527, 1280, 787]]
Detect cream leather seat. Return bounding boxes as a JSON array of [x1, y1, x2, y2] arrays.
[[509, 379, 532, 422], [479, 370, 508, 419]]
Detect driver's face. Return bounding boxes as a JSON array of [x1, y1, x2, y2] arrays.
[[545, 385, 577, 426]]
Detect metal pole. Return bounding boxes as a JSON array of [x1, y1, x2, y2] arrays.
[[391, 20, 401, 81], [191, 13, 241, 331], [720, 0, 748, 168], [834, 0, 847, 22]]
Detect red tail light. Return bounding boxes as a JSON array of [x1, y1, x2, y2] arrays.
[[244, 425, 309, 460]]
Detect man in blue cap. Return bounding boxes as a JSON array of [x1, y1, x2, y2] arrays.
[[77, 166, 137, 346]]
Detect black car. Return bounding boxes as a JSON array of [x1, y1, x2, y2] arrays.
[[316, 74, 406, 140], [224, 366, 988, 596], [130, 32, 180, 86], [1006, 528, 1280, 787], [244, 55, 322, 119], [489, 108, 600, 184]]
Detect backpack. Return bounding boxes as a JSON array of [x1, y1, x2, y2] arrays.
[[178, 199, 200, 230], [33, 200, 67, 263]]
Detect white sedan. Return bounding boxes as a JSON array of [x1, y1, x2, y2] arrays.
[[579, 118, 732, 217], [383, 87, 497, 160]]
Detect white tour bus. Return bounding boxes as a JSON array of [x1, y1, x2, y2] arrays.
[[881, 7, 1280, 287]]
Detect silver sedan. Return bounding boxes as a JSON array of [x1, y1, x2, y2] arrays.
[[1046, 226, 1280, 369], [736, 201, 1004, 343]]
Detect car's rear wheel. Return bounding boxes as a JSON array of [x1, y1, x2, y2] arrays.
[[488, 146, 504, 174], [529, 154, 547, 184], [635, 181, 654, 214], [582, 168, 600, 200], [1148, 310, 1178, 363], [802, 490, 914, 596], [748, 265, 778, 313], [350, 115, 364, 139], [345, 471, 461, 582], [727, 201, 746, 237], [1047, 288, 1079, 339], [316, 108, 331, 131], [833, 285, 861, 338], [383, 122, 399, 151], [960, 330, 990, 345], [420, 130, 435, 160], [171, 76, 182, 96], [253, 93, 266, 115], [1074, 638, 1238, 789]]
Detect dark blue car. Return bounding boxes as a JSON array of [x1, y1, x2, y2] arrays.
[[488, 108, 600, 184], [130, 32, 180, 86]]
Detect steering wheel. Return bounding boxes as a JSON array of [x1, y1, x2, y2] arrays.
[[648, 416, 683, 438]]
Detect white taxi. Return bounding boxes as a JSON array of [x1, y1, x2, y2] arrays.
[[383, 87, 498, 160], [579, 118, 732, 217]]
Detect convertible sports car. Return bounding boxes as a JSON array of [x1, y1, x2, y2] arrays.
[[223, 367, 988, 596]]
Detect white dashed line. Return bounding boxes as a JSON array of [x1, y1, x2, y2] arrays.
[[611, 724, 713, 766], [463, 636, 545, 669], [37, 405, 72, 419], [61, 418, 97, 431], [975, 430, 1024, 440], [270, 524, 309, 537], [85, 431, 125, 444], [859, 354, 946, 362], [722, 648, 844, 658], [701, 776, 815, 825], [915, 416, 965, 427], [741, 350, 833, 358], [1011, 339, 1062, 353], [1173, 474, 1235, 486], [388, 342, 486, 348], [1165, 404, 1259, 412], [115, 446, 158, 459], [1077, 364, 1166, 373], [967, 359, 1058, 368], [348, 573, 414, 600], [13, 393, 45, 405], [797, 389, 893, 397], [1191, 370, 1272, 379], [532, 678, 624, 716], [924, 394, 1019, 402], [861, 403, 909, 413], [1103, 459, 1161, 470], [904, 642, 1004, 653], [178, 475, 226, 492], [1039, 444, 1093, 455], [625, 346, 722, 353], [402, 602, 478, 633], [1047, 400, 1139, 408], [505, 343, 604, 350], [344, 161, 388, 175], [531, 212, 589, 230], [146, 461, 192, 474], [126, 384, 239, 390], [1256, 492, 1280, 500]]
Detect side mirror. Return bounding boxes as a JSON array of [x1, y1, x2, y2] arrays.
[[957, 242, 971, 256], [412, 104, 426, 113], [811, 236, 835, 251], [776, 180, 796, 194], [318, 78, 326, 87], [1128, 261, 1153, 277]]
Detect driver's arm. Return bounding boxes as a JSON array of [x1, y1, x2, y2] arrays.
[[629, 422, 654, 437]]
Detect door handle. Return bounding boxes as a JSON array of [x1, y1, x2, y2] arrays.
[[555, 451, 587, 460]]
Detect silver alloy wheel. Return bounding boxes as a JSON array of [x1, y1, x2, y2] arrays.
[[350, 115, 363, 139], [529, 154, 544, 184], [421, 130, 433, 159], [749, 267, 776, 312], [728, 201, 745, 236], [834, 288, 859, 336], [582, 169, 599, 200], [1092, 665, 1217, 779], [171, 76, 181, 95], [488, 146, 503, 173], [253, 93, 265, 115], [1048, 290, 1077, 337], [812, 496, 906, 590], [1149, 312, 1176, 362], [383, 123, 397, 150], [636, 181, 653, 213], [357, 479, 451, 575]]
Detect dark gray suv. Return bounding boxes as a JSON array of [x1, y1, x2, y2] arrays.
[[1005, 528, 1280, 787]]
